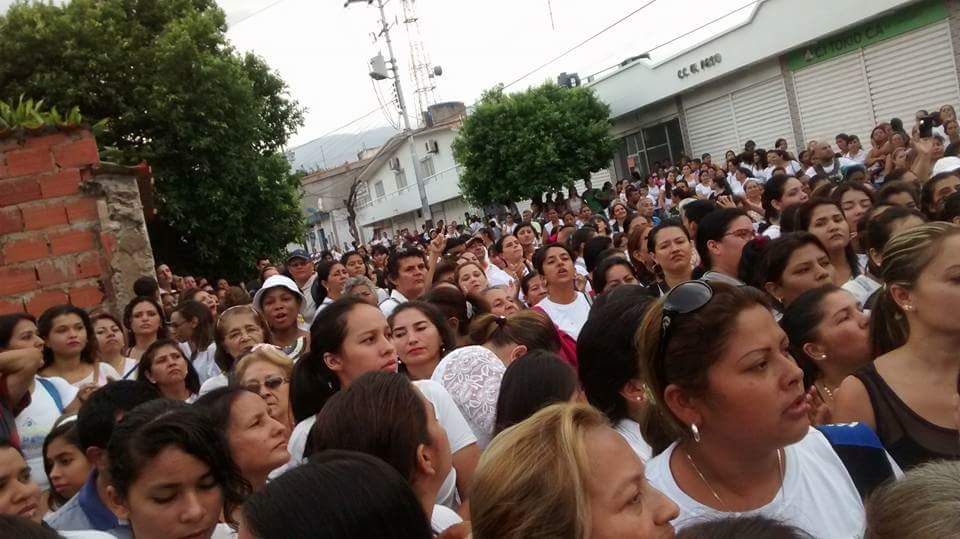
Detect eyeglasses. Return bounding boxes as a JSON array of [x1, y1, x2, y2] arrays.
[[723, 229, 756, 241], [242, 375, 289, 394], [656, 280, 714, 383]]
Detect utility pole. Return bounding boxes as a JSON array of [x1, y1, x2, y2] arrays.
[[347, 0, 433, 229]]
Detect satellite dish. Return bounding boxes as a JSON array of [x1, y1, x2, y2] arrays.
[[433, 66, 443, 77]]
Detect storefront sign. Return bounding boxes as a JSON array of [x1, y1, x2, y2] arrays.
[[786, 0, 947, 70], [677, 53, 722, 79]]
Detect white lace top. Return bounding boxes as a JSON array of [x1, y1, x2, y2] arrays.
[[431, 345, 505, 449]]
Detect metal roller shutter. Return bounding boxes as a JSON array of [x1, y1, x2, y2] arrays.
[[731, 77, 795, 151], [863, 21, 960, 127], [685, 95, 738, 159], [793, 52, 876, 146]]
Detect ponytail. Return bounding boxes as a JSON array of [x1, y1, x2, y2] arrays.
[[469, 311, 560, 352]]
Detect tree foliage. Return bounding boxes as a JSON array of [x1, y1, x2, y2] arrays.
[[0, 0, 305, 280], [452, 82, 616, 206]]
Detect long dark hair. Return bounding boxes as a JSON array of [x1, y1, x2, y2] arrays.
[[591, 256, 639, 294], [420, 285, 487, 339], [42, 418, 82, 510], [122, 296, 169, 347], [241, 450, 431, 539], [761, 174, 795, 223], [107, 400, 250, 526], [308, 372, 431, 480], [0, 312, 35, 350], [739, 232, 828, 301], [171, 300, 214, 361], [37, 305, 98, 367], [780, 285, 841, 388], [291, 297, 370, 423], [469, 310, 561, 352], [135, 338, 201, 395], [578, 285, 654, 423], [494, 351, 578, 435], [794, 198, 861, 278], [388, 301, 457, 359]]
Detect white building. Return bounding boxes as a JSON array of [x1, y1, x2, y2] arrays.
[[587, 0, 960, 179], [298, 102, 480, 250]]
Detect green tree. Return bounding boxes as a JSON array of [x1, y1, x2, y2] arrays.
[[452, 82, 616, 206], [0, 0, 305, 280]]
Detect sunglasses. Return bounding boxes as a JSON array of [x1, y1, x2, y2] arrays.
[[242, 375, 289, 394], [656, 280, 714, 383]]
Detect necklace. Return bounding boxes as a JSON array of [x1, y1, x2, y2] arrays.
[[683, 447, 784, 512], [816, 381, 837, 403]]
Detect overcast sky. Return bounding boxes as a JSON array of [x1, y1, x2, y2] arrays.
[[0, 0, 756, 148], [224, 0, 756, 148]]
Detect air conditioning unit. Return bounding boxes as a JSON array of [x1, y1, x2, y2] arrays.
[[425, 140, 439, 154], [389, 157, 401, 171]]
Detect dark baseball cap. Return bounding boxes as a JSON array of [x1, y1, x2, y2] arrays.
[[286, 249, 310, 263]]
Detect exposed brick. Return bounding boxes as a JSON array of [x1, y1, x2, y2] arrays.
[[6, 147, 54, 177], [24, 132, 70, 150], [48, 229, 96, 255], [21, 204, 68, 231], [65, 198, 98, 224], [75, 252, 101, 279], [0, 208, 22, 235], [39, 169, 82, 199], [0, 267, 38, 295], [0, 177, 42, 205], [69, 284, 103, 309], [35, 259, 71, 286], [99, 231, 117, 260], [0, 298, 25, 315], [2, 237, 48, 264], [52, 139, 99, 168], [26, 289, 68, 316]]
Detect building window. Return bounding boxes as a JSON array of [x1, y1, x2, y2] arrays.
[[615, 117, 684, 179], [395, 168, 407, 189], [374, 180, 385, 198], [420, 156, 436, 179]]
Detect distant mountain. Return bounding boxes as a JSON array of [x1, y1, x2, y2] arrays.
[[287, 126, 399, 173]]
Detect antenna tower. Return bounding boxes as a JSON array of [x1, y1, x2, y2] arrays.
[[401, 0, 439, 125]]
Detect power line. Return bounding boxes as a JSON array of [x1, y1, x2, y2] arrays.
[[585, 0, 759, 81], [228, 0, 292, 28], [501, 0, 659, 90], [372, 79, 402, 131]]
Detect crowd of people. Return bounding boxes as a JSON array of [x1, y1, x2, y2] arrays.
[[2, 106, 960, 538]]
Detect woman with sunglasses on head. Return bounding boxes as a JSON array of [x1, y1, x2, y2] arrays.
[[169, 301, 220, 385], [637, 281, 863, 536], [122, 296, 167, 361], [834, 223, 960, 469], [235, 346, 294, 433], [106, 400, 248, 539], [195, 387, 290, 492], [92, 313, 138, 381]]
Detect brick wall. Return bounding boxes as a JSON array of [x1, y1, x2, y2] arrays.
[[0, 128, 156, 317]]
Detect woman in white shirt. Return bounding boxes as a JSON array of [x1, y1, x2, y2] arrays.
[[578, 285, 655, 461], [309, 372, 463, 533], [92, 313, 138, 380], [432, 310, 562, 448], [530, 244, 591, 340], [122, 296, 167, 361], [169, 300, 220, 384], [636, 281, 864, 537], [37, 305, 120, 389]]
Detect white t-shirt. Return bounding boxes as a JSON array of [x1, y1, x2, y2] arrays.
[[114, 357, 139, 380], [198, 373, 228, 397], [645, 428, 865, 538], [379, 289, 409, 317], [16, 377, 78, 488], [695, 183, 713, 198], [762, 224, 781, 239], [298, 273, 319, 326], [485, 263, 514, 288], [178, 342, 221, 385], [70, 363, 121, 388], [842, 275, 881, 308], [431, 504, 463, 534], [614, 418, 652, 462], [535, 293, 591, 340]]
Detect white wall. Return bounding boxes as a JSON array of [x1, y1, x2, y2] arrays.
[[589, 0, 915, 119]]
